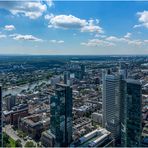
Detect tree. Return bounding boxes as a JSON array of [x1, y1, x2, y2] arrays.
[[3, 132, 9, 147], [25, 141, 36, 147], [15, 139, 22, 147], [17, 130, 27, 138], [6, 143, 11, 147]]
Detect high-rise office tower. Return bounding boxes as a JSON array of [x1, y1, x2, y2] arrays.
[[75, 64, 85, 80], [0, 86, 2, 147], [80, 64, 85, 78], [49, 83, 73, 147], [121, 79, 142, 147], [63, 71, 70, 85], [119, 63, 127, 145], [119, 62, 127, 79], [103, 65, 142, 146], [6, 95, 16, 111], [102, 70, 120, 140]]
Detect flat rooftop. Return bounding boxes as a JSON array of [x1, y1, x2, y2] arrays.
[[126, 79, 141, 85], [74, 128, 111, 147]]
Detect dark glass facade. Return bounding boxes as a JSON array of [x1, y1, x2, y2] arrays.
[[121, 80, 142, 147], [0, 86, 2, 147], [50, 84, 72, 147], [80, 64, 85, 79], [120, 79, 126, 146], [64, 71, 70, 84]]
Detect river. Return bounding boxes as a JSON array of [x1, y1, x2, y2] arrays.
[[3, 80, 51, 97]]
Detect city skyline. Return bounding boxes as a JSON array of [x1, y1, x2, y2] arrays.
[[1, 55, 147, 147], [0, 0, 148, 55]]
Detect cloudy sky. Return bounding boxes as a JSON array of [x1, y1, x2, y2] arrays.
[[0, 0, 148, 55]]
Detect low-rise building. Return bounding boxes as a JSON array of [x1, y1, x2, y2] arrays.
[[91, 112, 103, 125], [3, 104, 28, 126], [41, 130, 55, 147], [71, 128, 114, 147], [20, 114, 50, 140]]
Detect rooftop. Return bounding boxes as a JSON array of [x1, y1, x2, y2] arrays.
[[126, 79, 141, 85], [72, 128, 112, 147]]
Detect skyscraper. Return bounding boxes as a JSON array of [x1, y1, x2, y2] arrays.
[[63, 71, 70, 85], [80, 64, 85, 79], [102, 70, 120, 140], [49, 83, 73, 147], [121, 79, 142, 147], [119, 62, 127, 145], [119, 62, 127, 80], [75, 64, 85, 80], [6, 95, 16, 111], [0, 86, 2, 147], [102, 64, 142, 146]]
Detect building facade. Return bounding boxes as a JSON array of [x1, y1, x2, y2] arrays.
[[121, 79, 142, 147], [71, 128, 114, 147], [6, 96, 16, 111], [80, 64, 85, 79], [63, 71, 70, 85], [102, 71, 120, 140], [49, 83, 73, 147], [0, 86, 2, 147]]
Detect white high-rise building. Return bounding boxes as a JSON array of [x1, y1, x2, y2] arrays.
[[102, 70, 120, 140]]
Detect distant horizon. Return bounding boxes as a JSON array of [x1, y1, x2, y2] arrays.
[[0, 53, 148, 56]]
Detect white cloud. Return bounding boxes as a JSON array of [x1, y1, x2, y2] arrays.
[[127, 40, 143, 46], [0, 34, 6, 39], [106, 36, 127, 42], [124, 32, 131, 38], [9, 33, 19, 37], [106, 35, 143, 46], [81, 39, 115, 47], [134, 11, 148, 28], [50, 40, 64, 44], [81, 19, 103, 33], [11, 2, 47, 19], [82, 33, 147, 48], [4, 25, 15, 31], [48, 14, 87, 29], [45, 0, 53, 7], [44, 14, 54, 20], [0, 1, 53, 19], [133, 24, 143, 28], [58, 40, 64, 43], [81, 24, 103, 33], [11, 34, 43, 42], [95, 34, 106, 38], [144, 40, 148, 43], [47, 14, 103, 33]]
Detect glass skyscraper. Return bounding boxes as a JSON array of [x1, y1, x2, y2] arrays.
[[50, 83, 73, 147], [0, 86, 2, 147], [103, 66, 142, 146], [63, 71, 70, 85], [121, 79, 142, 147]]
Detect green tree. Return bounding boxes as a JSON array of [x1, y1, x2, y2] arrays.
[[6, 143, 11, 147], [3, 132, 9, 147], [25, 141, 36, 147], [17, 130, 27, 138], [15, 139, 22, 147]]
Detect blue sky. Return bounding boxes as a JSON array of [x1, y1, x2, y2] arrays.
[[0, 0, 148, 55]]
